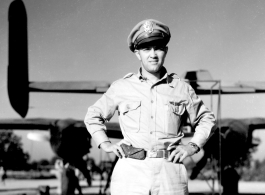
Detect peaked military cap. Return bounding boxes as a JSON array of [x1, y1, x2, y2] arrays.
[[127, 19, 171, 52]]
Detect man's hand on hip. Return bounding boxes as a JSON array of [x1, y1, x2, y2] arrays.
[[167, 144, 198, 163], [99, 140, 131, 159]]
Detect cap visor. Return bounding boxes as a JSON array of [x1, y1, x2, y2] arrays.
[[137, 37, 168, 49]]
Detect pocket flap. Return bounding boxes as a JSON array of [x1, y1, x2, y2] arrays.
[[120, 101, 141, 114]]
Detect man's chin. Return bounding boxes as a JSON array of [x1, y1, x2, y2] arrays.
[[149, 69, 161, 75], [151, 66, 162, 72]]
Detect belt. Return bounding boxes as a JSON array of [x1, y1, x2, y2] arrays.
[[146, 150, 170, 159], [120, 144, 170, 160]]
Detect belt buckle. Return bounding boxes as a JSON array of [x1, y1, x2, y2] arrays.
[[147, 150, 170, 158], [148, 150, 158, 158]]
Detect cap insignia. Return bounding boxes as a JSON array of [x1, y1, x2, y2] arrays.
[[143, 21, 154, 34]]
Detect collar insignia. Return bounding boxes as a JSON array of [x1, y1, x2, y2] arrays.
[[143, 21, 154, 34]]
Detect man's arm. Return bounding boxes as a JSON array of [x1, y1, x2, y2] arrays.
[[84, 84, 128, 158], [84, 84, 117, 147], [187, 85, 216, 148], [168, 84, 216, 163]]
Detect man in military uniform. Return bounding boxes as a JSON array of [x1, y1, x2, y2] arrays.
[[84, 19, 216, 195]]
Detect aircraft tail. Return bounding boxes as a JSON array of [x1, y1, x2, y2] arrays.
[[8, 0, 29, 118]]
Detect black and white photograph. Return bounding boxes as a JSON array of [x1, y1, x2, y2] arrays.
[[0, 0, 265, 195]]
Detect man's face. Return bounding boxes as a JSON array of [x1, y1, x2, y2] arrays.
[[135, 45, 168, 74]]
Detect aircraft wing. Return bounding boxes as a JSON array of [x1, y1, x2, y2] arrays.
[[0, 118, 55, 130], [220, 117, 265, 130], [0, 118, 123, 139], [195, 81, 265, 95], [29, 80, 265, 95], [182, 70, 265, 95], [29, 81, 110, 93]]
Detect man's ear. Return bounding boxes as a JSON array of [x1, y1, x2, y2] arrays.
[[134, 49, 141, 61], [164, 46, 168, 54]]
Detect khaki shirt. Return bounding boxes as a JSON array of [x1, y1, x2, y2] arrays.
[[84, 67, 216, 151]]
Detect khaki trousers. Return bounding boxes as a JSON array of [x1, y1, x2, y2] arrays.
[[111, 157, 188, 195]]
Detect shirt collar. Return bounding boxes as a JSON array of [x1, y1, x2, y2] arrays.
[[137, 68, 147, 81], [137, 67, 175, 87]]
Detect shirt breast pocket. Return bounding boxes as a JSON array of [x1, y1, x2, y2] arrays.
[[165, 102, 186, 135], [119, 101, 141, 133]]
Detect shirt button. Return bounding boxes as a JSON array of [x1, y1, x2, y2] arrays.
[[150, 131, 153, 134], [151, 100, 154, 103], [151, 116, 153, 119]]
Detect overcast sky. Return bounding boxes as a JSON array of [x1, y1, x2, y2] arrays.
[[1, 0, 265, 162]]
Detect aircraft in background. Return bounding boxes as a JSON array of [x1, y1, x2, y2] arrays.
[[5, 0, 265, 194], [7, 0, 265, 118], [1, 117, 265, 194]]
